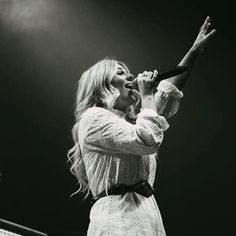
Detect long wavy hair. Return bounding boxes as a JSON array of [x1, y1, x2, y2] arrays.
[[67, 57, 140, 197]]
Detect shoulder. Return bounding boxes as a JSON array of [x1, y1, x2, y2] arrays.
[[83, 107, 112, 118], [80, 107, 114, 125], [79, 107, 119, 136]]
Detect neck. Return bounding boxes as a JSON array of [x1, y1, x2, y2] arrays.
[[113, 103, 127, 113]]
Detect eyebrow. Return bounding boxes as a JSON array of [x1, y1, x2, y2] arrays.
[[117, 67, 128, 73], [117, 66, 125, 70], [117, 63, 130, 73]]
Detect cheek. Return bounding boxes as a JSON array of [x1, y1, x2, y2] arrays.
[[111, 76, 124, 89]]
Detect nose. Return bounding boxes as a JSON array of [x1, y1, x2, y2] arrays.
[[127, 73, 134, 81]]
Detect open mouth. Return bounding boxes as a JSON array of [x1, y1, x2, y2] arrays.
[[124, 83, 133, 90]]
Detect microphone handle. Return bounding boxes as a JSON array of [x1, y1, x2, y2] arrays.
[[132, 65, 188, 90]]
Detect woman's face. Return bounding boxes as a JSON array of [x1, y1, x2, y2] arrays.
[[111, 63, 135, 112]]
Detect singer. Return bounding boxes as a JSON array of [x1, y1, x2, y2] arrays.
[[68, 17, 216, 235]]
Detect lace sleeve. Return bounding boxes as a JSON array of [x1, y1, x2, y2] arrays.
[[154, 80, 184, 119], [82, 107, 169, 156]]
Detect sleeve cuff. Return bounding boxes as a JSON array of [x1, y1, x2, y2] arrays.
[[157, 80, 184, 98]]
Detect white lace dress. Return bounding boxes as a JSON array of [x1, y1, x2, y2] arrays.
[[78, 81, 183, 236]]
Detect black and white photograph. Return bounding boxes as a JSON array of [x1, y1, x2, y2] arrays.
[[0, 0, 235, 235]]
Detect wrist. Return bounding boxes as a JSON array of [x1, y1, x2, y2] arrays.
[[141, 94, 154, 101], [178, 47, 201, 68], [190, 46, 203, 55], [141, 95, 156, 111]]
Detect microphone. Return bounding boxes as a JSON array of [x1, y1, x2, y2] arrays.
[[132, 65, 188, 90]]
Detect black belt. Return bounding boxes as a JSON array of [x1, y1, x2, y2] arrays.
[[93, 180, 154, 202]]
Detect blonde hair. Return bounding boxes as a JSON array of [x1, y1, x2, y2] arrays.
[[67, 57, 140, 197]]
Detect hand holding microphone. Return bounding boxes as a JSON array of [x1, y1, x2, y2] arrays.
[[132, 65, 188, 91], [136, 70, 160, 112], [134, 66, 188, 111], [136, 70, 158, 97]]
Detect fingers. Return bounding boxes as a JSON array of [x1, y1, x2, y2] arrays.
[[200, 16, 212, 33], [137, 71, 153, 88], [203, 16, 216, 38], [198, 16, 216, 42], [153, 69, 158, 79], [136, 69, 159, 95], [143, 70, 159, 78], [141, 71, 153, 80], [206, 29, 216, 40], [193, 16, 216, 52], [148, 71, 153, 79], [137, 70, 158, 83], [138, 69, 158, 78]]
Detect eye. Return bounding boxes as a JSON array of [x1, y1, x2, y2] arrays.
[[117, 71, 125, 75]]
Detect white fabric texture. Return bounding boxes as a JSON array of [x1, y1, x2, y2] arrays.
[[78, 80, 183, 235]]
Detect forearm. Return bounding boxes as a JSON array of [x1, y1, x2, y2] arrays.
[[165, 47, 201, 90]]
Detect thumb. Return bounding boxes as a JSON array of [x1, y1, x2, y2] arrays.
[[206, 29, 216, 40]]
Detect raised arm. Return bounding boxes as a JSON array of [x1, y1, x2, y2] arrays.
[[165, 16, 216, 90]]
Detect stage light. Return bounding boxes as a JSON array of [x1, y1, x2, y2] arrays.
[[1, 0, 55, 31]]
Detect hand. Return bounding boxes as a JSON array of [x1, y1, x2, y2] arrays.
[[137, 70, 158, 97], [192, 16, 216, 53]]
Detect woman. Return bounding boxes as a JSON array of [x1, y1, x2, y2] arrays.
[[68, 17, 215, 235]]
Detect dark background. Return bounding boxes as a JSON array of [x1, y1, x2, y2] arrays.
[[0, 0, 235, 235]]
